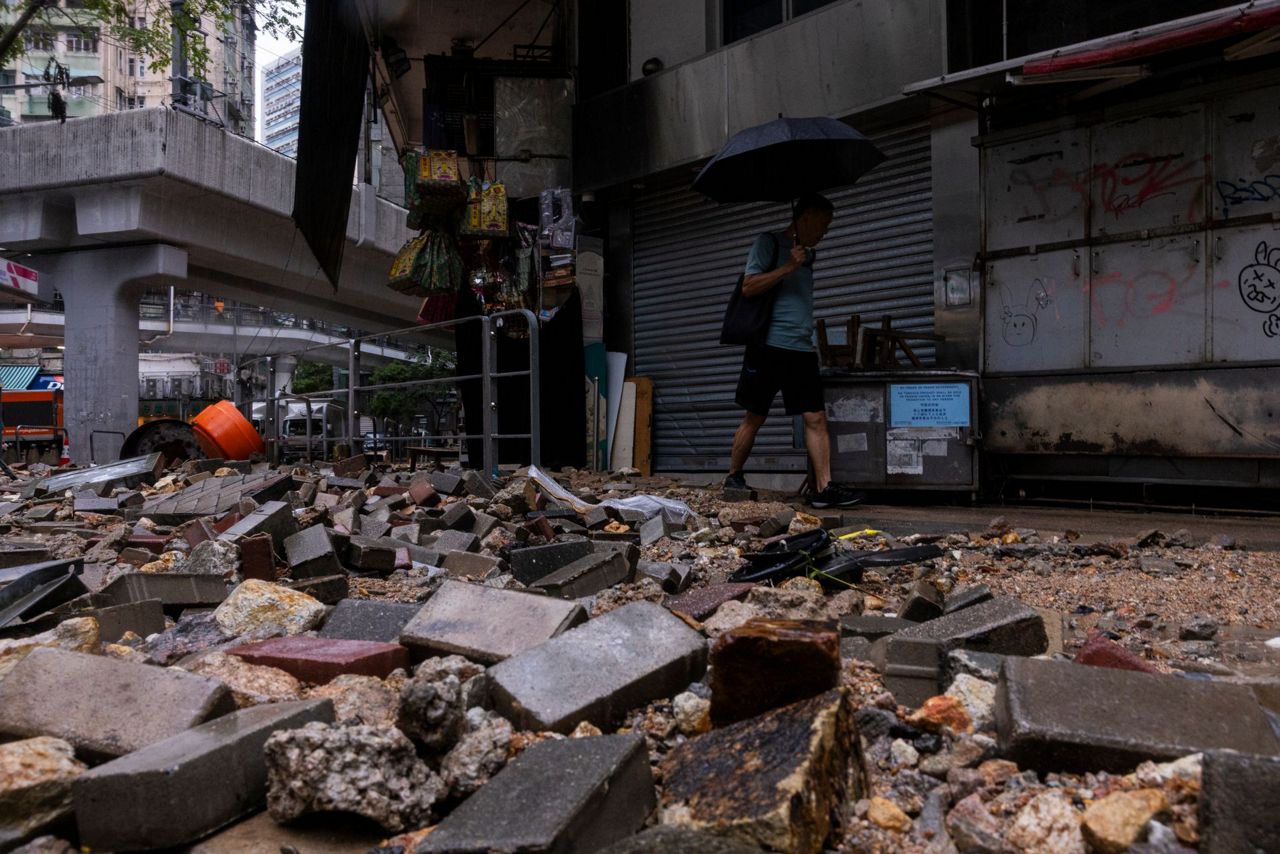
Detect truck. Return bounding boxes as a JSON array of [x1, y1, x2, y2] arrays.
[[252, 399, 349, 461]]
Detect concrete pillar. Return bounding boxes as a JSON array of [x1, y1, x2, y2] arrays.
[[274, 355, 298, 396], [41, 245, 187, 463]]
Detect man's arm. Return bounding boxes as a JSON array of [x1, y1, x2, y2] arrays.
[[742, 242, 809, 298]]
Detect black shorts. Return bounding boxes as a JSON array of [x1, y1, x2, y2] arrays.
[[735, 344, 823, 416]]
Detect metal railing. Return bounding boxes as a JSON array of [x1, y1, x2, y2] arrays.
[[237, 309, 541, 475]]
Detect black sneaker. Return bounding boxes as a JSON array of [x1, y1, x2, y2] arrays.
[[809, 484, 865, 509], [724, 471, 748, 490]]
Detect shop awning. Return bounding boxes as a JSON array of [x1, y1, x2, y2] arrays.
[[0, 365, 41, 391], [904, 0, 1280, 106]]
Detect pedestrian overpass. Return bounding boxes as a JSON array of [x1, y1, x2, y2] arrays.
[[0, 108, 417, 460]]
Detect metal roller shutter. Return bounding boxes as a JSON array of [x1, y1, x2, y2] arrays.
[[633, 123, 935, 472]]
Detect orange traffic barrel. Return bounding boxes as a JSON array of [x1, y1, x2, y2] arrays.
[[191, 400, 265, 460]]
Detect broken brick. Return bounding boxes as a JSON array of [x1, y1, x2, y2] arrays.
[[228, 636, 410, 684]]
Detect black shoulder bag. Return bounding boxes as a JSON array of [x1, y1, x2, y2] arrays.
[[719, 233, 780, 346]]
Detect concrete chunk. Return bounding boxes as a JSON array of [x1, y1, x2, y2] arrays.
[[73, 699, 333, 851], [710, 619, 840, 727], [508, 540, 592, 585], [461, 470, 496, 500], [995, 657, 1280, 773], [400, 580, 587, 664], [1200, 749, 1280, 854], [840, 615, 917, 641], [530, 551, 630, 599], [419, 734, 653, 854], [661, 690, 856, 854], [283, 525, 342, 579], [318, 599, 421, 643], [487, 601, 708, 733], [0, 647, 235, 760]]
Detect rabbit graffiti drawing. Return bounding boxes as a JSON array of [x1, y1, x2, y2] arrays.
[[1000, 279, 1053, 347], [1238, 241, 1280, 338]]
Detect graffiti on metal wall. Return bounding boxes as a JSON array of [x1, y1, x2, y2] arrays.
[[999, 279, 1053, 346], [1238, 241, 1280, 338], [1089, 264, 1197, 330], [1007, 152, 1205, 226], [1216, 175, 1280, 215]]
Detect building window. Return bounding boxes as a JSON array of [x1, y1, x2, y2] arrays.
[[66, 32, 98, 53], [116, 87, 124, 110], [722, 0, 838, 45], [128, 57, 137, 76], [0, 71, 15, 87], [23, 31, 56, 52]]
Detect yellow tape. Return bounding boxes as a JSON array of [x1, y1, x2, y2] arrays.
[[839, 528, 883, 539]]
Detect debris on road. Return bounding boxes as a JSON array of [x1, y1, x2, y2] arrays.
[[0, 456, 1275, 851]]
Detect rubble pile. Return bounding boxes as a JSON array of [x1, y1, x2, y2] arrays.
[[0, 454, 1276, 853]]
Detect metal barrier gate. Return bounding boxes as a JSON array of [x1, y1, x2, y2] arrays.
[[237, 309, 541, 475]]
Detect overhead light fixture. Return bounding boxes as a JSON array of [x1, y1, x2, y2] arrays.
[[381, 38, 411, 79]]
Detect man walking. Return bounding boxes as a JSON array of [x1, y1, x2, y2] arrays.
[[724, 193, 864, 509]]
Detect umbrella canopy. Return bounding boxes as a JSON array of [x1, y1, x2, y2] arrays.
[[692, 116, 886, 203]]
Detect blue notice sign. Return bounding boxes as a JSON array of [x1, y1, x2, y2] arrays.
[[889, 383, 970, 428]]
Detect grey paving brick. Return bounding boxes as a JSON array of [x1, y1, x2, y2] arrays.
[[89, 598, 166, 643], [346, 535, 397, 574], [441, 551, 506, 579], [74, 699, 333, 850], [0, 647, 235, 760], [995, 657, 1280, 773], [217, 501, 297, 551], [871, 596, 1048, 706], [283, 525, 342, 579], [530, 551, 631, 599], [1200, 749, 1280, 854], [434, 530, 480, 554], [487, 601, 708, 732], [100, 572, 228, 610], [419, 735, 652, 854], [400, 580, 587, 664], [509, 540, 592, 586], [319, 599, 422, 643]]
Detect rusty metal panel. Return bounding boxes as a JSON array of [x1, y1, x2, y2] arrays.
[[985, 128, 1090, 251], [982, 368, 1280, 457], [1210, 222, 1280, 361], [984, 250, 1087, 372], [1089, 107, 1208, 239], [1212, 84, 1280, 222], [1088, 236, 1206, 367]]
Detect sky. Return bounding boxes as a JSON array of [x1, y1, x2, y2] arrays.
[[253, 9, 303, 142]]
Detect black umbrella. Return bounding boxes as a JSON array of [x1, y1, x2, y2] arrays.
[[692, 116, 886, 203]]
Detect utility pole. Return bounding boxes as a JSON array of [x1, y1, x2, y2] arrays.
[[170, 0, 188, 106]]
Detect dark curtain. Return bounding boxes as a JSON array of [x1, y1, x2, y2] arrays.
[[293, 0, 369, 286]]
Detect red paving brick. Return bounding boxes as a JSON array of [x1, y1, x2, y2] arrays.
[[227, 637, 410, 683]]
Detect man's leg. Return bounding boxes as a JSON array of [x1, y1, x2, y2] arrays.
[[803, 410, 832, 492], [730, 411, 767, 476]]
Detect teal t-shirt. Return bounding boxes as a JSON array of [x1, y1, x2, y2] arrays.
[[744, 231, 815, 352]]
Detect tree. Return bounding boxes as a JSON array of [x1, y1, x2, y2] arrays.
[[289, 359, 331, 395], [366, 353, 456, 433], [0, 0, 301, 81]]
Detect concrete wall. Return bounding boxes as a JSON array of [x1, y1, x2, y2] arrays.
[[628, 0, 708, 82], [575, 0, 945, 189]]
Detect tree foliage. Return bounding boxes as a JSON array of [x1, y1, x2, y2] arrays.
[[1, 0, 302, 80], [289, 359, 331, 395], [366, 353, 456, 431]]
